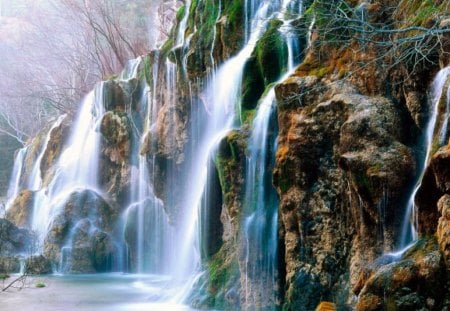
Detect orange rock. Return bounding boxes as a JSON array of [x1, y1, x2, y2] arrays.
[[316, 301, 336, 311]]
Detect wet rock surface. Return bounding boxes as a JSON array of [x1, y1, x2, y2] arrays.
[[356, 238, 446, 311], [25, 255, 53, 275], [43, 189, 118, 272], [6, 190, 35, 228], [0, 218, 31, 256], [274, 78, 415, 309]]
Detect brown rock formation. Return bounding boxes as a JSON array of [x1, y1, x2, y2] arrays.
[[274, 77, 415, 309], [6, 190, 34, 228]]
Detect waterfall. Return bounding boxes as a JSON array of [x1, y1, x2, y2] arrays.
[[176, 0, 191, 47], [241, 1, 302, 307], [123, 57, 174, 274], [170, 0, 282, 284], [5, 146, 28, 211], [29, 83, 106, 250], [3, 0, 305, 307], [242, 89, 279, 307], [399, 66, 450, 249], [28, 115, 66, 191]]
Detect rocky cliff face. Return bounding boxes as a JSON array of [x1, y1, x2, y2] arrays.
[[270, 0, 450, 310], [1, 0, 449, 310]]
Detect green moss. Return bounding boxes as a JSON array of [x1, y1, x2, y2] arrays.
[[35, 282, 46, 288], [241, 19, 287, 120], [213, 130, 247, 205], [241, 57, 265, 111], [240, 109, 256, 125], [185, 0, 220, 75], [160, 37, 174, 57], [255, 19, 288, 82], [398, 0, 447, 27], [143, 54, 153, 87], [206, 247, 239, 309], [176, 5, 186, 21], [221, 0, 245, 51], [0, 273, 10, 280]]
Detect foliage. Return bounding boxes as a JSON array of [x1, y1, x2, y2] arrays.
[[0, 274, 10, 281], [0, 0, 177, 144], [298, 0, 450, 81], [35, 282, 46, 288]]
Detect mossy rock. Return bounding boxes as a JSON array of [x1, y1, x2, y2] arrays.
[[214, 130, 247, 202], [356, 237, 447, 311], [241, 19, 288, 113], [191, 245, 240, 310], [25, 255, 52, 275], [186, 0, 220, 76], [100, 111, 131, 146], [35, 282, 46, 288]]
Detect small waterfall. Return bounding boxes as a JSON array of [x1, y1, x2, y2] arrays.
[[5, 146, 28, 211], [440, 79, 450, 144], [120, 57, 142, 80], [307, 14, 316, 49], [241, 1, 302, 307], [28, 115, 66, 191], [31, 84, 105, 249], [242, 89, 279, 308], [124, 63, 174, 274], [399, 66, 450, 249], [173, 0, 279, 284], [176, 0, 191, 47], [48, 87, 104, 195]]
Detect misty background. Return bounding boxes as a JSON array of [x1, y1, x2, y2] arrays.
[[0, 0, 176, 194]]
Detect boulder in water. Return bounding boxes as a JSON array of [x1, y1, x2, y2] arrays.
[[43, 189, 118, 269], [0, 218, 31, 255], [0, 256, 20, 273], [91, 231, 116, 272], [356, 238, 446, 310], [25, 255, 52, 274]]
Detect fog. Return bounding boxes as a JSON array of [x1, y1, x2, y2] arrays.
[[0, 0, 168, 144]]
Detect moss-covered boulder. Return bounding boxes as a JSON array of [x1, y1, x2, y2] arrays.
[[25, 255, 53, 275], [241, 19, 288, 113], [356, 238, 447, 311], [43, 189, 117, 267]]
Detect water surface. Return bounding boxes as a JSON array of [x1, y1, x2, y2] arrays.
[[1, 273, 196, 311]]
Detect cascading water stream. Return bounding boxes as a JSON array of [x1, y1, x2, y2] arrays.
[[399, 66, 450, 250], [171, 0, 283, 287], [5, 146, 28, 211], [28, 115, 66, 191], [176, 0, 191, 47], [30, 83, 106, 250], [242, 88, 279, 307], [123, 57, 174, 274], [241, 2, 302, 307]]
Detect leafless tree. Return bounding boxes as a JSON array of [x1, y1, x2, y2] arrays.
[[298, 0, 450, 80], [0, 0, 176, 144]]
